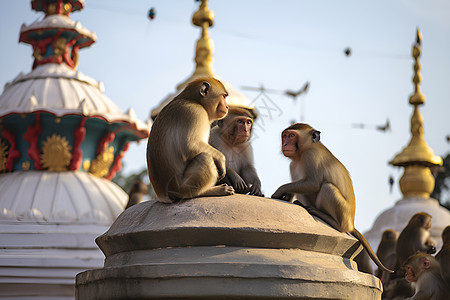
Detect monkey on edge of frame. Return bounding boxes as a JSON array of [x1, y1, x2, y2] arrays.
[[271, 123, 394, 274], [403, 252, 448, 300], [209, 106, 263, 196], [146, 77, 235, 203], [435, 225, 450, 288]]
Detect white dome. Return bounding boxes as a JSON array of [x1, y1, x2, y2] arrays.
[[0, 171, 127, 225], [365, 196, 450, 254], [0, 63, 149, 132]]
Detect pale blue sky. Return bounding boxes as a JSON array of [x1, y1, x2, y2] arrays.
[[1, 0, 449, 232]]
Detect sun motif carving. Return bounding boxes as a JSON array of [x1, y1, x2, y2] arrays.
[[90, 146, 115, 177], [0, 139, 8, 172], [40, 134, 72, 171]]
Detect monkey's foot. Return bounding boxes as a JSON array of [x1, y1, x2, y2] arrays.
[[202, 184, 235, 197]]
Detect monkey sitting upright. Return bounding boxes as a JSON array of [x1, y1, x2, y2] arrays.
[[396, 212, 436, 268], [146, 77, 235, 203], [125, 180, 148, 209], [209, 107, 263, 196], [375, 229, 399, 282], [271, 123, 394, 274]]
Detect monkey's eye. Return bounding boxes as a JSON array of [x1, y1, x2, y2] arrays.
[[246, 120, 252, 125], [289, 133, 295, 138]]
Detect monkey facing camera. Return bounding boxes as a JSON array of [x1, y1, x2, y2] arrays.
[[271, 123, 393, 274], [146, 77, 235, 203], [209, 107, 263, 196]]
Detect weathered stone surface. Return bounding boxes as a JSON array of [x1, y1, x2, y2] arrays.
[[76, 195, 382, 299]]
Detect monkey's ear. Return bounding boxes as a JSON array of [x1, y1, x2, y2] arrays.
[[200, 81, 211, 97], [421, 257, 430, 269], [312, 130, 321, 143]]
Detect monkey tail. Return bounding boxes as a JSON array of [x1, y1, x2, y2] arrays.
[[351, 229, 395, 274]]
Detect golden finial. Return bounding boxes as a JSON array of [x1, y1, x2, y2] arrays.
[[409, 28, 425, 106], [192, 0, 214, 77], [176, 0, 215, 90], [390, 28, 442, 198]]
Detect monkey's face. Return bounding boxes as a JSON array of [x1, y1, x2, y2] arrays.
[[404, 264, 417, 282], [215, 93, 229, 119], [281, 130, 299, 158], [229, 116, 252, 144]]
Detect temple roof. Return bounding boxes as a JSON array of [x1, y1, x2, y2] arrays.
[[19, 14, 96, 44], [0, 63, 149, 134]]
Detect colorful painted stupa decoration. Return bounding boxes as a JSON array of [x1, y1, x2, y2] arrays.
[[0, 0, 148, 179], [0, 1, 149, 298]]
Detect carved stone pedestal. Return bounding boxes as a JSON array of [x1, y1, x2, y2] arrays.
[[76, 195, 382, 299]]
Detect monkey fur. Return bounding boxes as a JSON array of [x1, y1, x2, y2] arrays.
[[396, 212, 436, 268], [147, 77, 235, 203], [271, 123, 394, 274], [125, 180, 148, 209], [435, 225, 450, 288], [376, 229, 399, 281], [403, 252, 448, 300], [209, 107, 263, 196]]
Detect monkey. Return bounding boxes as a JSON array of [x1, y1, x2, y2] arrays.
[[125, 180, 148, 209], [354, 248, 373, 275], [396, 212, 436, 268], [375, 229, 399, 281], [271, 123, 394, 274], [209, 107, 263, 196], [403, 252, 448, 300], [435, 225, 450, 288], [146, 77, 235, 203]]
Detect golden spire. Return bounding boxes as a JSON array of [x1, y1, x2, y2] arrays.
[[390, 28, 442, 198], [177, 0, 215, 90]]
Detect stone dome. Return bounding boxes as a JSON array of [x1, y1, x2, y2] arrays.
[[77, 195, 382, 299]]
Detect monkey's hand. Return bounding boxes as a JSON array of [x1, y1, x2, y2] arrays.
[[271, 185, 293, 201], [225, 168, 248, 194], [233, 176, 249, 194], [248, 182, 264, 197]]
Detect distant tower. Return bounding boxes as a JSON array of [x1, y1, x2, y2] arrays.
[[150, 0, 257, 120], [0, 0, 149, 298], [365, 29, 450, 252]]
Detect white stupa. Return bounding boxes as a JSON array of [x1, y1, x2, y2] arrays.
[[0, 1, 149, 298], [365, 29, 450, 254]]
